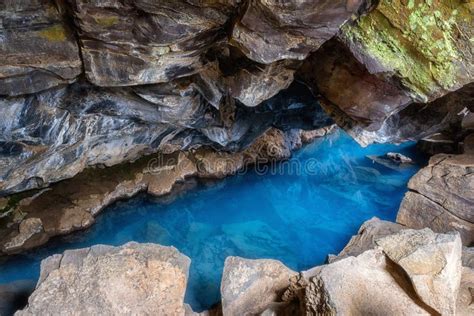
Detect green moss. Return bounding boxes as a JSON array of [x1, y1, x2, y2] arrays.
[[94, 16, 119, 28], [342, 0, 469, 100], [39, 24, 67, 42]]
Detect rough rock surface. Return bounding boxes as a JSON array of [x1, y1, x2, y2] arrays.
[[300, 41, 474, 145], [231, 0, 370, 64], [397, 152, 474, 245], [304, 249, 431, 315], [0, 126, 334, 255], [221, 256, 297, 315], [0, 80, 330, 196], [16, 242, 190, 316], [0, 0, 82, 96], [328, 217, 405, 263], [376, 228, 462, 315], [340, 0, 473, 103], [67, 0, 238, 86]]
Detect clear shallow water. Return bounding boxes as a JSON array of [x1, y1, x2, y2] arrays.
[[0, 130, 425, 311]]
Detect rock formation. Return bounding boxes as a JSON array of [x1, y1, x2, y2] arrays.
[[0, 126, 333, 255], [0, 0, 82, 96], [16, 242, 190, 315], [397, 142, 474, 245], [221, 256, 297, 315]]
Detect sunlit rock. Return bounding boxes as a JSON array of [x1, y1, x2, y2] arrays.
[[16, 243, 190, 315], [221, 256, 297, 315]]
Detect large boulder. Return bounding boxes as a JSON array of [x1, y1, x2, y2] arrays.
[[376, 229, 463, 315], [304, 249, 432, 315], [0, 0, 82, 96], [66, 0, 238, 86], [221, 256, 297, 315], [16, 242, 190, 315], [231, 0, 370, 64], [397, 153, 474, 245]]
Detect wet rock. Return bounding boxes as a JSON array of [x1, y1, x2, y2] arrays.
[[231, 0, 369, 64], [67, 0, 238, 86], [367, 152, 414, 171], [0, 0, 82, 96], [328, 217, 405, 263], [221, 256, 297, 315], [299, 125, 337, 144], [340, 0, 473, 103], [16, 242, 190, 315], [304, 249, 431, 315], [397, 153, 474, 245], [0, 127, 327, 255], [376, 228, 462, 315], [3, 218, 45, 254]]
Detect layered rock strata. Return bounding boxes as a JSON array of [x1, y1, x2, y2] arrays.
[[0, 126, 334, 255], [397, 138, 474, 245]]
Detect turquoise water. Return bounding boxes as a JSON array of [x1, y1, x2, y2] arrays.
[[0, 130, 424, 311]]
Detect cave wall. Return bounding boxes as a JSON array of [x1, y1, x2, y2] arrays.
[[1, 0, 473, 195]]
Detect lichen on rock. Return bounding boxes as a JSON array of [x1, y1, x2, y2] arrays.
[[341, 0, 473, 102]]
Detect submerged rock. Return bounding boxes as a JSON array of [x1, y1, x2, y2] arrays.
[[0, 127, 330, 255], [221, 256, 297, 315], [0, 0, 82, 96], [16, 242, 190, 315]]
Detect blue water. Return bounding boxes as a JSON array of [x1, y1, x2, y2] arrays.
[[0, 130, 425, 311]]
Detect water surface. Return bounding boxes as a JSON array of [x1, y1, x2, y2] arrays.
[[0, 130, 425, 311]]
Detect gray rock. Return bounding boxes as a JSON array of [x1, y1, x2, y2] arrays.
[[328, 217, 405, 263], [221, 256, 297, 315], [67, 0, 238, 86], [16, 242, 191, 316], [304, 249, 431, 315], [397, 153, 474, 245], [0, 0, 82, 96], [0, 80, 329, 195], [376, 229, 463, 315], [231, 0, 369, 64]]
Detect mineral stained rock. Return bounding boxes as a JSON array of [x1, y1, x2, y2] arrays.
[[0, 0, 82, 96], [0, 80, 330, 196], [376, 229, 463, 315], [397, 152, 474, 245], [221, 256, 297, 315], [231, 0, 369, 64], [67, 0, 238, 86], [16, 242, 191, 316], [300, 35, 474, 145], [0, 127, 332, 255], [340, 0, 473, 103]]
